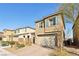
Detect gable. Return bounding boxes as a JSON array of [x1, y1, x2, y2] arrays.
[[44, 13, 65, 29], [35, 13, 65, 29]]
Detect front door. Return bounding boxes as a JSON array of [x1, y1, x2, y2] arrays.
[[33, 37, 35, 44], [0, 37, 2, 41]]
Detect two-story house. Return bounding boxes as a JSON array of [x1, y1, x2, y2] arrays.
[[35, 13, 65, 48], [0, 32, 5, 41], [73, 14, 79, 46], [3, 29, 15, 41], [14, 27, 35, 45]]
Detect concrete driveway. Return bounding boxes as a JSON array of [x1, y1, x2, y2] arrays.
[[14, 44, 53, 56], [0, 47, 15, 56]]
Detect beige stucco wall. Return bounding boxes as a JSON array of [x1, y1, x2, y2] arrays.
[[2, 38, 7, 41], [35, 14, 64, 35], [3, 30, 15, 41], [35, 21, 44, 35], [15, 28, 35, 39], [45, 14, 64, 32], [14, 27, 35, 44], [4, 30, 15, 36], [13, 37, 18, 41], [27, 28, 35, 33], [35, 13, 64, 48]]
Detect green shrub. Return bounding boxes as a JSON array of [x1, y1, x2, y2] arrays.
[[16, 44, 25, 48], [9, 41, 15, 45], [9, 41, 15, 48], [1, 41, 9, 46]]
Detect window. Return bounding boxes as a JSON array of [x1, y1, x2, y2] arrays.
[[45, 19, 49, 28], [39, 22, 42, 28], [53, 17, 56, 25], [16, 29, 19, 33], [18, 29, 20, 33], [50, 17, 58, 26], [15, 31, 16, 33], [27, 35, 30, 39]]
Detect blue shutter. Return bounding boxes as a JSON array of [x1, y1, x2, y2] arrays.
[[45, 19, 49, 28], [56, 16, 58, 25]]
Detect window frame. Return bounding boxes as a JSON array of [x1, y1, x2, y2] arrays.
[[49, 16, 58, 26]]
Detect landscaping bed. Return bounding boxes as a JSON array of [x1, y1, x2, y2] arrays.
[[49, 48, 71, 56], [1, 41, 9, 46]]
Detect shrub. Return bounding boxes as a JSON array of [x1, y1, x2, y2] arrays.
[[9, 41, 15, 48], [16, 44, 25, 48], [1, 41, 9, 46]]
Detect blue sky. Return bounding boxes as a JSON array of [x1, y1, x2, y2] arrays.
[[0, 3, 60, 30], [0, 3, 73, 38]]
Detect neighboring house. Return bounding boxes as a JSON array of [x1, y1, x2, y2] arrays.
[[35, 13, 65, 48], [3, 29, 15, 41], [0, 32, 5, 41], [14, 27, 35, 45], [73, 14, 79, 46]]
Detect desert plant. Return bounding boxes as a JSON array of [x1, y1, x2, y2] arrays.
[[9, 41, 15, 48], [1, 41, 9, 46], [16, 44, 25, 48]]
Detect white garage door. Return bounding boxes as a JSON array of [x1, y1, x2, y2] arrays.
[[41, 35, 56, 48]]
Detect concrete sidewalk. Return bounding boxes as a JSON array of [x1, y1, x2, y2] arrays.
[[0, 48, 16, 56]]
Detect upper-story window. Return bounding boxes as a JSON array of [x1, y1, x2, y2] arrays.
[[45, 19, 49, 28], [15, 31, 16, 33], [39, 22, 42, 28], [18, 29, 20, 33], [50, 17, 58, 26], [16, 29, 20, 33]]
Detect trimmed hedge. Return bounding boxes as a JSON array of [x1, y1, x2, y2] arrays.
[[9, 41, 15, 48], [1, 41, 9, 46], [9, 41, 15, 45]]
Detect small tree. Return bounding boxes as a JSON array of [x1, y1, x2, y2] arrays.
[[9, 41, 15, 48]]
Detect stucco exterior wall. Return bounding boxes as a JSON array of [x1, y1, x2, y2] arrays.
[[3, 30, 15, 41], [15, 28, 35, 35], [45, 15, 64, 32], [14, 27, 35, 44], [35, 13, 64, 48]]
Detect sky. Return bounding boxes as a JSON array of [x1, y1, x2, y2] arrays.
[[0, 3, 73, 38]]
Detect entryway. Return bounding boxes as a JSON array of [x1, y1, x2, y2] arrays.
[[0, 37, 2, 41], [33, 37, 35, 44]]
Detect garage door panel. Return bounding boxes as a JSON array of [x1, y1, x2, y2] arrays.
[[40, 35, 56, 48]]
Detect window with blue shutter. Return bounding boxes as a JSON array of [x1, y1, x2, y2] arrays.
[[39, 22, 42, 28], [45, 19, 49, 28], [50, 16, 58, 26], [53, 17, 56, 25]]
